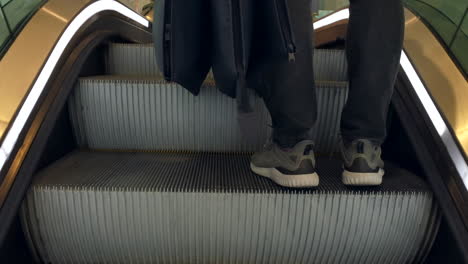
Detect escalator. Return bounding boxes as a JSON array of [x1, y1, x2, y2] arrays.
[[1, 1, 467, 263], [19, 43, 440, 263]]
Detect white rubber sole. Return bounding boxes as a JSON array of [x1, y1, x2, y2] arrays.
[[250, 163, 319, 188], [342, 168, 384, 186]]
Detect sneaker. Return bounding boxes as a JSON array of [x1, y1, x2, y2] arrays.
[[250, 140, 319, 188], [340, 139, 384, 186]]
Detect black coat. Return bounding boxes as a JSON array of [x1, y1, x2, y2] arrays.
[[153, 0, 296, 112]]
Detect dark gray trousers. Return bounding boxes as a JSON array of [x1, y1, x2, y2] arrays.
[[256, 0, 404, 147]]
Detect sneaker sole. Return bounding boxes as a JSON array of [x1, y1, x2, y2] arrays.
[[342, 169, 384, 186], [250, 163, 319, 188]]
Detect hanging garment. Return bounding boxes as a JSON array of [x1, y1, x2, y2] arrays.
[[153, 0, 296, 112]]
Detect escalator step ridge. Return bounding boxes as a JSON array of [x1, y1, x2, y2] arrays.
[[31, 151, 431, 193], [22, 151, 439, 263], [69, 79, 348, 153], [106, 42, 347, 82], [106, 43, 159, 77]]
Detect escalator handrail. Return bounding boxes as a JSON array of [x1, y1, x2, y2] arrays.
[[0, 0, 149, 207]]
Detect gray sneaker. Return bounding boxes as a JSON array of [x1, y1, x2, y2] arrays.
[[340, 139, 385, 186], [250, 140, 319, 188]]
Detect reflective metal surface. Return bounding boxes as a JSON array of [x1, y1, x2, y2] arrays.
[[144, 6, 153, 21], [0, 121, 6, 136], [404, 10, 468, 157], [0, 0, 92, 140]]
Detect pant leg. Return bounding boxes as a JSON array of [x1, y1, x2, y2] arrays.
[[257, 0, 317, 147], [341, 0, 404, 144]]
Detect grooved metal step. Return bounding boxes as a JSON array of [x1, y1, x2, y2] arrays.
[[22, 151, 439, 264], [106, 43, 347, 81], [106, 43, 160, 77], [69, 78, 348, 153]]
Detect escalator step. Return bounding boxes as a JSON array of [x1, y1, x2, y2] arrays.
[[22, 151, 439, 264], [107, 43, 158, 76], [313, 49, 348, 82], [69, 78, 348, 153], [106, 43, 347, 81]]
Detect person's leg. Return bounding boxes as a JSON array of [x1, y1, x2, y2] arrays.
[[250, 0, 319, 188], [340, 0, 404, 185], [341, 0, 404, 143], [261, 0, 317, 148]]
